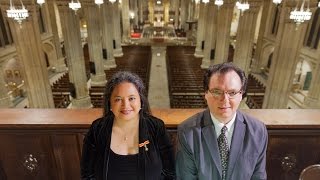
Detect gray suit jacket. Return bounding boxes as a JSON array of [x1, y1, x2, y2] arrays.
[[176, 109, 268, 180]]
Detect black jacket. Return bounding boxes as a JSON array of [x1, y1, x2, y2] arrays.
[[81, 115, 176, 180]]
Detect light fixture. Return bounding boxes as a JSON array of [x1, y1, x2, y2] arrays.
[[272, 0, 282, 4], [289, 0, 312, 25], [109, 0, 116, 3], [6, 0, 29, 25], [69, 0, 81, 12], [95, 0, 103, 6], [37, 0, 45, 6], [214, 0, 223, 6], [236, 0, 250, 12], [130, 12, 135, 19], [156, 0, 161, 5], [195, 0, 200, 4], [202, 0, 209, 3], [318, 1, 320, 7]]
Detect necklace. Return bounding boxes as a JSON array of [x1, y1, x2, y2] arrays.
[[117, 129, 135, 142], [113, 124, 138, 143]]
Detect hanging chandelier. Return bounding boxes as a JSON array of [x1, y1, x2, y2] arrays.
[[202, 0, 209, 3], [37, 0, 45, 6], [318, 1, 320, 7], [69, 0, 81, 12], [289, 0, 312, 25], [272, 0, 282, 4], [236, 0, 250, 12], [214, 0, 224, 7], [109, 0, 116, 3], [95, 0, 103, 6], [6, 0, 29, 25]]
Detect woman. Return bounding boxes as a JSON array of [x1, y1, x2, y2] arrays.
[[81, 71, 175, 180]]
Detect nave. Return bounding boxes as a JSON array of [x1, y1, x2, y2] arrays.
[[11, 45, 268, 110]]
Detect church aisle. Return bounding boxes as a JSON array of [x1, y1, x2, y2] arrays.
[[148, 46, 170, 108]]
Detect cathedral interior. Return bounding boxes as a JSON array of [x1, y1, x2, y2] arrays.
[[0, 0, 319, 109], [0, 0, 320, 179]]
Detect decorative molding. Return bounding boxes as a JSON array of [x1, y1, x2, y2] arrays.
[[23, 153, 39, 172]]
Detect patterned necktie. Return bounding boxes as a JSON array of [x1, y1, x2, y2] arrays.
[[218, 126, 229, 180]]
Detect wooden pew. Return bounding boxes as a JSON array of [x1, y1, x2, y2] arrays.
[[167, 46, 206, 108]]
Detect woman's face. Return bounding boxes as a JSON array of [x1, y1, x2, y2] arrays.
[[110, 82, 141, 122]]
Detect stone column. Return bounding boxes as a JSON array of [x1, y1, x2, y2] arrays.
[[187, 0, 194, 21], [252, 0, 272, 73], [193, 1, 200, 20], [214, 1, 234, 64], [148, 0, 154, 25], [201, 2, 217, 68], [102, 2, 116, 69], [132, 0, 139, 27], [233, 2, 261, 75], [7, 5, 54, 108], [138, 0, 144, 24], [263, 7, 308, 109], [39, 0, 52, 33], [122, 0, 131, 42], [180, 0, 187, 29], [86, 5, 106, 87], [113, 1, 123, 57], [174, 0, 180, 29], [303, 63, 320, 108], [0, 65, 12, 108], [163, 0, 170, 24], [58, 5, 92, 108], [194, 2, 207, 57], [48, 0, 67, 72]]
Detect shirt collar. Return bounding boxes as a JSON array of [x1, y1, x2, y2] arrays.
[[210, 112, 236, 133]]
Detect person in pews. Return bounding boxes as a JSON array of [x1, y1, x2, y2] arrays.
[[81, 71, 175, 180], [176, 62, 268, 180]]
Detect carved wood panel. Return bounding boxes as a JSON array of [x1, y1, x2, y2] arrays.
[[1, 127, 320, 179], [51, 134, 83, 180], [167, 129, 178, 154], [0, 133, 58, 180], [267, 130, 320, 180]]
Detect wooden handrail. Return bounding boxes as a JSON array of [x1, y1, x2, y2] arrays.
[[0, 109, 320, 129]]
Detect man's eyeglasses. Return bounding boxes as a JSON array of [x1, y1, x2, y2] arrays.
[[208, 89, 242, 99]]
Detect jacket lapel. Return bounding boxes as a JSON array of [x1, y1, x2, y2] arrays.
[[201, 109, 222, 177], [100, 117, 113, 180], [227, 111, 246, 179], [138, 117, 148, 180]]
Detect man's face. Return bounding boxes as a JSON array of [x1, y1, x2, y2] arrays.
[[205, 70, 243, 123]]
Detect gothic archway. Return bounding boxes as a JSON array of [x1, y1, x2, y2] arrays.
[[260, 43, 274, 75], [42, 41, 57, 70]]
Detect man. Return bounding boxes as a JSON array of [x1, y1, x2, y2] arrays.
[[176, 62, 268, 180]]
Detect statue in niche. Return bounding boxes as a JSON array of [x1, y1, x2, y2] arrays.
[[5, 70, 12, 78], [14, 70, 21, 78]]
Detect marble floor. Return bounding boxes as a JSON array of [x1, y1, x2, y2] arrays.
[[148, 45, 170, 108]]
